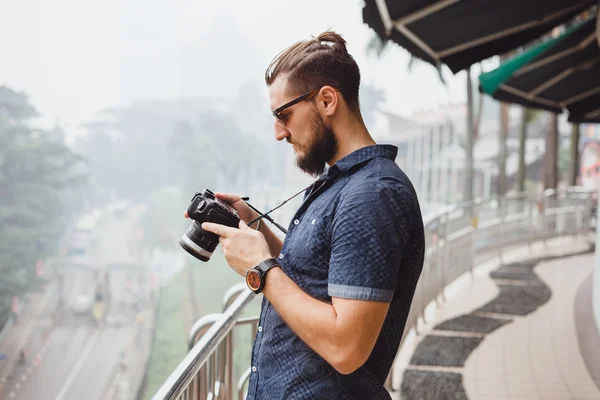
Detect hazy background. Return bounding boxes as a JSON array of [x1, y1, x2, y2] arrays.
[[0, 0, 468, 136], [0, 2, 490, 399]]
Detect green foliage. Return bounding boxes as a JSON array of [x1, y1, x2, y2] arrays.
[[558, 140, 571, 178], [141, 186, 189, 250], [365, 32, 445, 84], [189, 252, 261, 388], [142, 267, 188, 400], [524, 107, 541, 125], [360, 83, 386, 129], [75, 85, 272, 203], [169, 109, 268, 194], [365, 32, 389, 59], [75, 101, 185, 202], [0, 85, 86, 326]]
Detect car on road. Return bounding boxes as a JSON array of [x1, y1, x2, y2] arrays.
[[72, 294, 92, 315]]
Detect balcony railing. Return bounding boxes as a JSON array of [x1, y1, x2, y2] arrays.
[[153, 187, 596, 400]]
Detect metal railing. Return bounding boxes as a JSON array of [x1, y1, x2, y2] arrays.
[[153, 188, 596, 400]]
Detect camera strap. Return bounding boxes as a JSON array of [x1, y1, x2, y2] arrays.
[[246, 183, 313, 234]]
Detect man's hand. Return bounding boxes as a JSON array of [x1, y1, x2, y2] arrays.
[[184, 192, 258, 224], [215, 192, 259, 224], [183, 191, 283, 258], [201, 220, 272, 276]]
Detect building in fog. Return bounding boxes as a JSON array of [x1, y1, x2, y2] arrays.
[[372, 101, 570, 210]]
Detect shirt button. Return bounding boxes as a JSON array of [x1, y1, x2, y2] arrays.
[[294, 219, 300, 225], [278, 254, 284, 259], [252, 366, 257, 372], [258, 326, 263, 332], [311, 219, 316, 225]]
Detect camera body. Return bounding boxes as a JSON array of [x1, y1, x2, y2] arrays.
[[180, 189, 240, 262]]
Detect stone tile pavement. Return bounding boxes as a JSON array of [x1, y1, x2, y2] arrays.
[[390, 236, 600, 400]]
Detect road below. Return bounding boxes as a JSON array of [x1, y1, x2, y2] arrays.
[[4, 206, 150, 400]]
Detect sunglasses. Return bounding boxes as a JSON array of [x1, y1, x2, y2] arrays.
[[272, 88, 321, 126]]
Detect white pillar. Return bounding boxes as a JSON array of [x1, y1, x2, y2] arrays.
[[406, 137, 415, 181], [484, 165, 492, 198], [431, 127, 441, 203], [440, 122, 450, 205], [421, 128, 431, 202], [450, 126, 460, 202], [594, 197, 600, 334], [415, 131, 423, 196]]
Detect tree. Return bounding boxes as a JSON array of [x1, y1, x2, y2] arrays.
[[366, 32, 483, 202], [569, 123, 580, 186], [169, 110, 267, 195], [360, 82, 386, 129], [544, 112, 559, 190], [76, 101, 186, 201], [465, 67, 475, 201], [498, 102, 509, 195], [0, 86, 86, 326], [517, 108, 540, 192]]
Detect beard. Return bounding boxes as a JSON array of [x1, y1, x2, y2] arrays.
[[294, 110, 338, 176]]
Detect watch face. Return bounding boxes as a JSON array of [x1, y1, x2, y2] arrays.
[[246, 270, 261, 291]]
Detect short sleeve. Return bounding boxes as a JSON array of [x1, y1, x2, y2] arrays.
[[327, 179, 413, 303]]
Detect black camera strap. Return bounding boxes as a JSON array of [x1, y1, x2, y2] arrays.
[[245, 184, 313, 234]]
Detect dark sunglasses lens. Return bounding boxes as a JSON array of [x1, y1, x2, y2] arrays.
[[274, 113, 287, 125]]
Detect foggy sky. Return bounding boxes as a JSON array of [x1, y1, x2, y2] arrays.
[[0, 0, 475, 136]]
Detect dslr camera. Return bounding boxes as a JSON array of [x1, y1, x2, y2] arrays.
[[180, 189, 240, 262]]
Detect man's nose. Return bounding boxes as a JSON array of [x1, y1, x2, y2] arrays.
[[274, 121, 290, 142]]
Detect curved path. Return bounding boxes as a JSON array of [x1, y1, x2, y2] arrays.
[[393, 237, 600, 400]]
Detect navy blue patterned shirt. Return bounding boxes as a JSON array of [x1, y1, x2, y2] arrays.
[[246, 145, 425, 400]]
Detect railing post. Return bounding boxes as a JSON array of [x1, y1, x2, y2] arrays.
[[587, 194, 594, 241], [528, 195, 534, 252], [153, 189, 599, 400], [498, 198, 504, 265], [225, 332, 233, 400], [237, 367, 252, 400], [434, 224, 442, 307], [189, 314, 223, 351], [420, 245, 430, 327], [439, 214, 447, 303], [470, 204, 477, 277], [200, 365, 208, 400], [222, 284, 247, 312]]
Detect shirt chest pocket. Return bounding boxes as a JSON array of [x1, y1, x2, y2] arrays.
[[287, 214, 332, 282]]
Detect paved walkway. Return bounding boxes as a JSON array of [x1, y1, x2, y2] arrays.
[[463, 252, 599, 400], [391, 236, 600, 400], [0, 281, 58, 399]]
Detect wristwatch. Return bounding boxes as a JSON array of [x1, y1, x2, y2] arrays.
[[246, 257, 280, 294]]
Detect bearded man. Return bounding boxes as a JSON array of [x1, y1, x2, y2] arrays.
[[195, 31, 425, 400]]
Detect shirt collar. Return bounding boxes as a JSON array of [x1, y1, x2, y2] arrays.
[[323, 144, 398, 179]]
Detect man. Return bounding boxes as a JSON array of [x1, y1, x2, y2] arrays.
[[197, 31, 424, 399]]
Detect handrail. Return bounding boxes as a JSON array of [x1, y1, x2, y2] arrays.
[[222, 283, 247, 312], [153, 187, 597, 400], [153, 289, 255, 400]]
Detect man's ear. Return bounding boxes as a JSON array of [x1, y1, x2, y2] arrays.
[[318, 86, 338, 117]]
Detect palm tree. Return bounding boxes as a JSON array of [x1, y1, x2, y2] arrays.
[[366, 33, 481, 202], [569, 123, 580, 186], [465, 67, 475, 202], [544, 113, 559, 190], [517, 108, 540, 192]]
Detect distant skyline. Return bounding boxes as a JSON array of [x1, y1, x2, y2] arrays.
[[0, 0, 484, 138]]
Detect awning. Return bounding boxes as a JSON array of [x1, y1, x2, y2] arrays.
[[362, 0, 596, 73], [478, 15, 600, 123]]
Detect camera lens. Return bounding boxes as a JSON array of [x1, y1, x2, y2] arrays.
[[179, 221, 218, 262], [179, 189, 240, 262]]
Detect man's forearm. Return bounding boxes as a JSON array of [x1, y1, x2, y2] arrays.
[[257, 222, 283, 257], [262, 267, 357, 373]]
